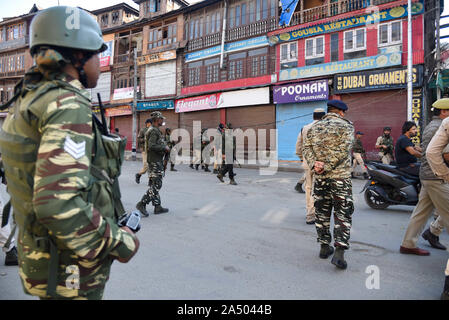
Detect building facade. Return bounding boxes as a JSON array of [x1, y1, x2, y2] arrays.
[[270, 0, 426, 160]]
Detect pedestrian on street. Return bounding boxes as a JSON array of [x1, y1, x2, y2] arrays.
[[303, 100, 354, 270], [375, 127, 394, 164], [419, 98, 449, 299], [400, 99, 449, 256], [135, 118, 152, 184], [217, 123, 237, 185], [295, 108, 326, 224], [0, 6, 139, 299], [395, 121, 422, 176], [136, 111, 170, 216], [351, 131, 369, 179]]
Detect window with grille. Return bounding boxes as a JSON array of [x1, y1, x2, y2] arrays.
[[188, 61, 202, 86], [148, 23, 177, 49], [228, 51, 246, 80], [249, 47, 268, 77], [205, 57, 220, 83], [112, 11, 120, 24]]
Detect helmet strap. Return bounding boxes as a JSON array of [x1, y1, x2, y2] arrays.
[[70, 52, 94, 87]]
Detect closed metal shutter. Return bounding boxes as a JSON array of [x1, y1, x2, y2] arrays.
[[276, 101, 328, 160], [226, 105, 276, 158], [343, 90, 407, 160]]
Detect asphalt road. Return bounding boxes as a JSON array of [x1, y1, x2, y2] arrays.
[[1, 161, 448, 300]]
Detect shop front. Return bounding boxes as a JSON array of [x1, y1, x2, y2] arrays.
[[334, 65, 424, 159], [274, 79, 329, 160], [105, 105, 133, 150]]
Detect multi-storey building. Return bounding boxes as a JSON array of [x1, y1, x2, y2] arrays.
[[0, 5, 40, 126], [269, 0, 426, 159], [178, 0, 280, 154], [91, 0, 187, 150]]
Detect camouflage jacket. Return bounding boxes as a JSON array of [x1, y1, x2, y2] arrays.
[[376, 134, 394, 155], [164, 133, 175, 148], [420, 116, 443, 180], [0, 49, 137, 299], [137, 126, 150, 151], [303, 113, 354, 179], [147, 126, 167, 163], [352, 138, 365, 154]]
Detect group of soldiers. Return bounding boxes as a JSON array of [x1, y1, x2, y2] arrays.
[[3, 5, 449, 300], [133, 118, 239, 218], [294, 97, 449, 298]]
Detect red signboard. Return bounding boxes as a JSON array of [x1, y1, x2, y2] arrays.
[[105, 105, 132, 117], [175, 93, 223, 113]]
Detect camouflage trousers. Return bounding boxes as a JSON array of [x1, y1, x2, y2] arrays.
[[313, 178, 354, 249], [141, 162, 164, 206]]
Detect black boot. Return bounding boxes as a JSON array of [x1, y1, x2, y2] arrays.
[[189, 164, 194, 169], [5, 246, 18, 266], [294, 182, 305, 193], [319, 244, 334, 259], [204, 165, 211, 172], [422, 228, 446, 250], [217, 174, 225, 183], [170, 164, 177, 172], [229, 178, 237, 185], [136, 201, 149, 217], [195, 164, 199, 170], [441, 276, 449, 300], [154, 205, 169, 214], [135, 173, 141, 184], [331, 247, 347, 269]]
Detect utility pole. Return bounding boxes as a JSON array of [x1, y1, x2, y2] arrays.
[[436, 0, 442, 99], [220, 0, 227, 69], [407, 0, 413, 121], [132, 49, 138, 161]]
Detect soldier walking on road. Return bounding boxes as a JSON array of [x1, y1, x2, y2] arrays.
[[136, 111, 170, 216], [296, 108, 326, 224], [0, 6, 139, 299], [135, 118, 152, 183], [375, 127, 394, 164], [303, 100, 354, 270], [164, 128, 177, 172], [217, 123, 237, 185]]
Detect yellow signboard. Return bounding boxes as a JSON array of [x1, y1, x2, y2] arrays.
[[137, 50, 176, 65]]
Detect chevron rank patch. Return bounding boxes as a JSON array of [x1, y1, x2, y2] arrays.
[[64, 135, 86, 160]]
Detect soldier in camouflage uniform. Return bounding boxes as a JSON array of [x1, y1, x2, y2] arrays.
[[136, 111, 170, 216], [375, 127, 394, 164], [164, 127, 177, 172], [217, 123, 237, 185], [135, 118, 152, 183], [303, 100, 354, 270], [0, 7, 139, 299]]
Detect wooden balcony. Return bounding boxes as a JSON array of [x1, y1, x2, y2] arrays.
[[291, 0, 399, 25], [113, 51, 142, 65], [186, 18, 278, 52], [0, 70, 25, 78]]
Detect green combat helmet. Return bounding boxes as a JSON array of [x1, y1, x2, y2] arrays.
[[30, 6, 107, 54], [29, 6, 107, 87]]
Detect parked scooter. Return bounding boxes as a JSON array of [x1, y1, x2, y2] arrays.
[[362, 162, 420, 209]]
